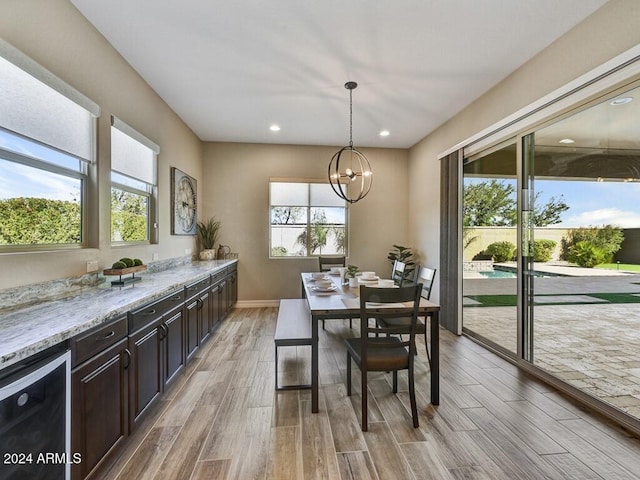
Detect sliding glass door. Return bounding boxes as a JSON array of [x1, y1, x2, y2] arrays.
[[462, 141, 519, 356], [461, 81, 640, 423], [526, 84, 640, 420]]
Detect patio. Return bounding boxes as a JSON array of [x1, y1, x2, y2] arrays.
[[463, 267, 640, 420]]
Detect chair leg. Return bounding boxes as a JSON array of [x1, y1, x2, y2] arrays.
[[392, 370, 398, 393], [424, 317, 431, 369], [361, 369, 368, 431], [322, 319, 325, 330], [408, 365, 419, 428], [346, 352, 352, 396], [274, 345, 279, 389], [349, 318, 352, 328]]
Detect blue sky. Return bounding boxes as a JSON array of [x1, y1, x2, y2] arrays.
[[536, 179, 640, 228]]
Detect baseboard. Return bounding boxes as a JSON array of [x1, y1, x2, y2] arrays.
[[235, 299, 281, 308]]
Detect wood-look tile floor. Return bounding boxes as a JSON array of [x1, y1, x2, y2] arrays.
[[95, 307, 640, 480]]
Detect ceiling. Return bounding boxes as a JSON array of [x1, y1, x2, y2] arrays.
[[70, 0, 608, 149]]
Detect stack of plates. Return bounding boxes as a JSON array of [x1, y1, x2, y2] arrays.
[[358, 276, 379, 284]]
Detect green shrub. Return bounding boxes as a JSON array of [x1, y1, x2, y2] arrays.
[[485, 241, 516, 263], [561, 225, 623, 262], [567, 241, 608, 268], [533, 239, 556, 262]]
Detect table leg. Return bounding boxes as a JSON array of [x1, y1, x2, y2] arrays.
[[430, 311, 440, 405], [311, 314, 319, 413]]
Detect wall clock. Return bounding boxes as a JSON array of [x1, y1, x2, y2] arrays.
[[171, 167, 197, 235]]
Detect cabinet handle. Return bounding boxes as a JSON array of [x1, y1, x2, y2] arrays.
[[98, 330, 115, 340], [172, 296, 182, 301], [157, 324, 165, 340], [160, 323, 169, 338], [123, 349, 132, 369], [143, 309, 157, 316]]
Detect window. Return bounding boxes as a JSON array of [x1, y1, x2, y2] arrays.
[[0, 40, 98, 249], [110, 117, 159, 243], [270, 180, 347, 257]]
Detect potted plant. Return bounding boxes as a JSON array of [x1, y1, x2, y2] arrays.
[[197, 217, 221, 260], [346, 264, 359, 287]]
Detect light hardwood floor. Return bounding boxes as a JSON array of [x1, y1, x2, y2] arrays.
[[95, 307, 640, 480]]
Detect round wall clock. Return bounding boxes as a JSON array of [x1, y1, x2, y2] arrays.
[[171, 167, 197, 235]]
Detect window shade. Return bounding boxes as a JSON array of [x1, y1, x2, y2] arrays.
[[111, 117, 158, 186], [0, 46, 97, 162]]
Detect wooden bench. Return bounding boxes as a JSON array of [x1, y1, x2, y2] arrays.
[[274, 299, 312, 391]]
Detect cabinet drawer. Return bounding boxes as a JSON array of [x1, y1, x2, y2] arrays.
[[72, 316, 128, 367], [211, 270, 226, 285], [185, 277, 210, 301], [129, 289, 184, 333]]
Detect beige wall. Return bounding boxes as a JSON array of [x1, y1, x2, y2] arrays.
[[0, 0, 202, 290], [201, 143, 409, 301], [408, 0, 640, 303]]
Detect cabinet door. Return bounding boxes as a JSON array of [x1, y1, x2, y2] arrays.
[[211, 283, 221, 330], [199, 290, 211, 344], [72, 339, 129, 480], [229, 271, 238, 308], [163, 309, 185, 388], [185, 299, 200, 361], [218, 280, 228, 321], [128, 323, 162, 430]]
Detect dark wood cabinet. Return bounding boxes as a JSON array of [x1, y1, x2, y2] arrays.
[[185, 277, 211, 360], [128, 319, 162, 430], [128, 288, 185, 430], [69, 262, 236, 479], [71, 318, 129, 480]]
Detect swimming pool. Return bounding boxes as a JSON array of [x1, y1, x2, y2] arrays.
[[478, 267, 561, 278]]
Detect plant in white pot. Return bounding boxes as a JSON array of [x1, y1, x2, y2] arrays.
[[197, 217, 221, 261]]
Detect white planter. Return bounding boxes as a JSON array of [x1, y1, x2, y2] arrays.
[[199, 249, 216, 261]]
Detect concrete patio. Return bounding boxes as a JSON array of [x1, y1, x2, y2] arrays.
[[463, 265, 640, 420]]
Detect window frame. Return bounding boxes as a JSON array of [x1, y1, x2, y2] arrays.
[[269, 178, 349, 259], [0, 37, 99, 253], [110, 117, 159, 245]]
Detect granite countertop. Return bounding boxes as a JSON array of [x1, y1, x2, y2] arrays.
[[0, 259, 237, 371]]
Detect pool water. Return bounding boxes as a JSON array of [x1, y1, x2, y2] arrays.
[[479, 270, 516, 278], [478, 268, 558, 279]]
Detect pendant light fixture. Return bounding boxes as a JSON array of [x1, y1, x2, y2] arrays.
[[328, 81, 372, 203]]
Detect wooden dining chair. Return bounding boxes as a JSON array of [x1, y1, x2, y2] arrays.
[[377, 266, 437, 367], [318, 255, 346, 272], [391, 260, 407, 286], [345, 283, 422, 431], [317, 255, 348, 329]]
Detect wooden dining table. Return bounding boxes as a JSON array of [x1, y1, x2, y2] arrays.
[[300, 272, 441, 413]]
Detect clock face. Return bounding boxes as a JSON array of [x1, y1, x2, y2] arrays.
[[172, 168, 197, 235]]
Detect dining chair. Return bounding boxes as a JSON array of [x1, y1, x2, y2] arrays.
[[317, 255, 348, 329], [391, 260, 407, 286], [318, 255, 346, 272], [345, 283, 422, 431], [377, 266, 437, 367]]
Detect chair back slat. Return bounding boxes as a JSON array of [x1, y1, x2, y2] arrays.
[[417, 266, 437, 300], [358, 284, 422, 354], [318, 255, 346, 272]]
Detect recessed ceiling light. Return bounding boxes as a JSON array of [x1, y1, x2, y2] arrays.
[[269, 125, 280, 132], [610, 97, 632, 106], [379, 130, 390, 137], [559, 138, 575, 144]]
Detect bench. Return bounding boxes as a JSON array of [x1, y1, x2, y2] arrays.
[[274, 299, 312, 391]]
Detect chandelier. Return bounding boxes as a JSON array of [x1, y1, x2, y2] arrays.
[[328, 81, 372, 203]]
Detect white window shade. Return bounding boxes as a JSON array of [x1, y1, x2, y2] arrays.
[[0, 55, 95, 162], [270, 182, 308, 206], [310, 183, 345, 207], [111, 119, 158, 186]]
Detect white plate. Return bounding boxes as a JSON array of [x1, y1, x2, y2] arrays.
[[311, 285, 337, 292], [358, 276, 379, 282], [328, 272, 341, 276], [310, 275, 330, 281]]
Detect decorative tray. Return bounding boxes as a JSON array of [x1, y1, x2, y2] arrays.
[[103, 265, 147, 286]]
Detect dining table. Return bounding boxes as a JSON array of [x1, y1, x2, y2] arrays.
[[300, 272, 441, 413]]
